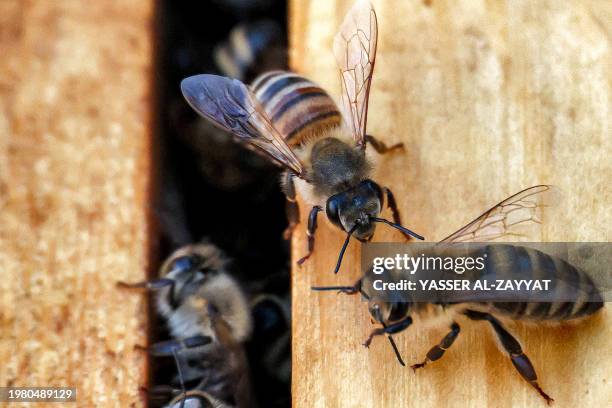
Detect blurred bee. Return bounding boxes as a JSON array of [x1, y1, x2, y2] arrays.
[[118, 243, 254, 408], [213, 20, 286, 83], [172, 19, 286, 193], [180, 0, 424, 274], [314, 185, 605, 404]]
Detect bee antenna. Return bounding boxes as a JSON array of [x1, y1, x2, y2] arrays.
[[382, 322, 406, 366], [370, 217, 425, 241], [333, 224, 359, 274], [311, 285, 353, 291]]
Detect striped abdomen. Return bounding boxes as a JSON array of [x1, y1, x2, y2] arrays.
[[251, 71, 342, 146], [481, 245, 603, 321]]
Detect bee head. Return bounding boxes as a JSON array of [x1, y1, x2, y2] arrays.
[[325, 179, 383, 241], [164, 253, 209, 286], [160, 243, 227, 288]]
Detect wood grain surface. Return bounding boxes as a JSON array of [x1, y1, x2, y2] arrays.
[[290, 1, 611, 407], [0, 1, 154, 407]]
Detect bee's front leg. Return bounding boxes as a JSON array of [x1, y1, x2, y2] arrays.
[[311, 278, 362, 295], [382, 187, 414, 241], [365, 134, 404, 154], [117, 278, 178, 308], [363, 316, 413, 348], [143, 335, 213, 357], [297, 206, 322, 265], [411, 322, 461, 371]]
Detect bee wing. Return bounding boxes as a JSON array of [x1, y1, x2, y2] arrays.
[[181, 74, 305, 177], [438, 185, 560, 244], [333, 0, 378, 148]]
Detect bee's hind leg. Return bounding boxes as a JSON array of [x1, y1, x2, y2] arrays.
[[297, 206, 322, 266], [365, 134, 404, 154], [464, 310, 554, 405], [411, 322, 461, 371]]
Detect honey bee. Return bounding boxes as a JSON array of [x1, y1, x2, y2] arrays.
[[180, 0, 423, 274], [313, 185, 605, 404], [118, 243, 254, 408]]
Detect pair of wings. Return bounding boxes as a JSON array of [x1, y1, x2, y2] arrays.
[[180, 0, 378, 178]]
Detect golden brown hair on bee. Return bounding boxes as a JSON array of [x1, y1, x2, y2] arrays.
[[154, 243, 253, 407], [155, 242, 252, 346]]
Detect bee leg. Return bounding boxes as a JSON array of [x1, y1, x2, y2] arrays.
[[116, 278, 174, 291], [311, 278, 362, 295], [146, 335, 213, 357], [365, 134, 404, 154], [282, 171, 300, 240], [297, 206, 322, 265], [465, 310, 554, 405], [411, 322, 461, 372], [382, 187, 412, 241], [363, 316, 413, 348], [117, 278, 179, 309], [140, 384, 181, 397]]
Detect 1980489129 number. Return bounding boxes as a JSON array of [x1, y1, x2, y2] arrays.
[[0, 387, 76, 402]]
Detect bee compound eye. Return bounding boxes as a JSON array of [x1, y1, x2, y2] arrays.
[[325, 196, 342, 228], [362, 179, 383, 203], [173, 256, 193, 272], [172, 255, 203, 273]]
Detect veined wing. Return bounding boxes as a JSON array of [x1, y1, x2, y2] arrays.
[[439, 185, 560, 244], [181, 74, 305, 177], [333, 0, 378, 148]]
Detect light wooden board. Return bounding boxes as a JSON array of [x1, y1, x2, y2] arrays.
[[290, 1, 611, 407], [0, 1, 154, 407]]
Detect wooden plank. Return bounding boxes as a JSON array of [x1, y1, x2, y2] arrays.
[[0, 1, 154, 406], [290, 1, 611, 407]]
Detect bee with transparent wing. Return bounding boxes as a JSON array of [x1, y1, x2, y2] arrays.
[[313, 185, 604, 405], [181, 1, 423, 275]]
